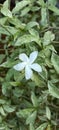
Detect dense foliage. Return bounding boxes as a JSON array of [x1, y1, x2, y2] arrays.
[[0, 0, 59, 130]]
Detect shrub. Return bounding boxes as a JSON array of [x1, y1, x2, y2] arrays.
[[0, 0, 59, 130]]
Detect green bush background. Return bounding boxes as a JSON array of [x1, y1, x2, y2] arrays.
[[0, 0, 59, 129]]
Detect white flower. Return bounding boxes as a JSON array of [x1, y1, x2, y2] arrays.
[[13, 51, 42, 80]]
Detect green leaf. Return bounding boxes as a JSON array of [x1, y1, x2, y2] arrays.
[[29, 124, 35, 130], [1, 0, 12, 18], [12, 0, 30, 13], [3, 105, 15, 113], [36, 123, 47, 130], [47, 45, 56, 52], [4, 26, 18, 35], [0, 126, 5, 130], [26, 22, 39, 30], [0, 99, 6, 105], [10, 81, 20, 87], [14, 33, 41, 46], [31, 91, 38, 107], [32, 73, 46, 87], [0, 26, 10, 35], [40, 67, 48, 81], [49, 5, 59, 15], [20, 6, 30, 16], [1, 8, 12, 18], [0, 17, 8, 25], [48, 81, 59, 99], [43, 31, 55, 46], [2, 82, 11, 96], [6, 69, 14, 81], [16, 108, 34, 118], [41, 7, 48, 27], [0, 54, 5, 64], [13, 88, 24, 98], [0, 59, 17, 68], [14, 71, 24, 82], [37, 0, 45, 6], [26, 111, 37, 124], [0, 107, 6, 116], [48, 0, 56, 5], [29, 29, 39, 37], [9, 17, 26, 29], [51, 53, 59, 74], [14, 34, 33, 46], [46, 107, 51, 120]]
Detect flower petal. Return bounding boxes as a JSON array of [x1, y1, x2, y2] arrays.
[[13, 62, 26, 71], [31, 63, 42, 72], [19, 53, 29, 62], [29, 51, 38, 63], [25, 65, 33, 80]]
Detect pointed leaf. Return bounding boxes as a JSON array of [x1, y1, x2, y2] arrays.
[[0, 107, 6, 116], [31, 92, 38, 107], [26, 111, 37, 124], [3, 105, 15, 113], [36, 123, 47, 130], [1, 0, 12, 18], [12, 0, 30, 13], [16, 108, 34, 118], [43, 31, 55, 46], [48, 81, 59, 99], [46, 107, 51, 120], [51, 53, 59, 74]]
